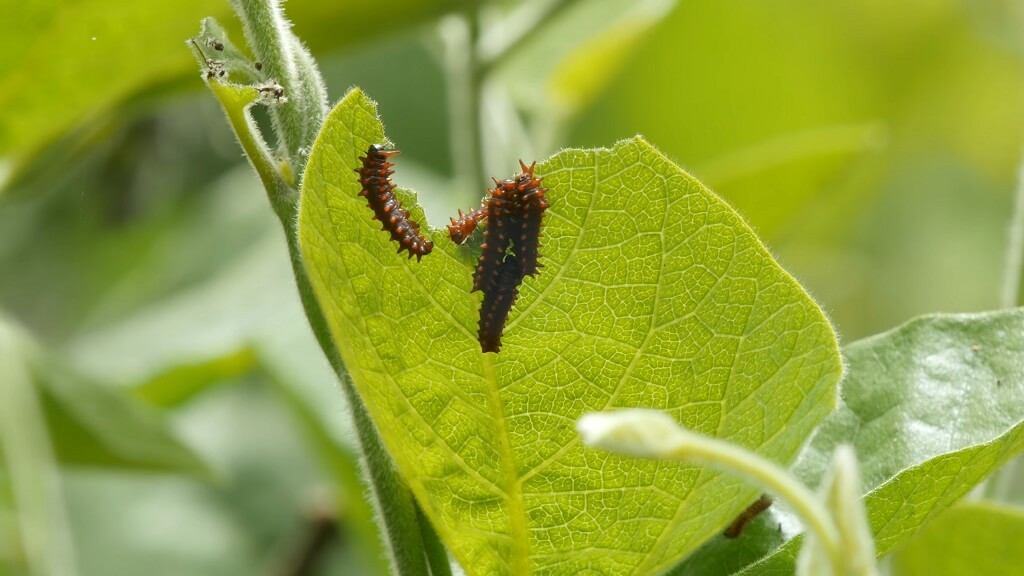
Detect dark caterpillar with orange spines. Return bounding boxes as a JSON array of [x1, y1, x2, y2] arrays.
[[472, 177, 516, 294], [465, 160, 548, 353], [355, 144, 433, 261], [478, 255, 524, 353], [509, 161, 547, 280], [472, 162, 547, 291], [447, 207, 485, 245]]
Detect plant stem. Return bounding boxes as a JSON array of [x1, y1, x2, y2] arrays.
[[466, 12, 485, 192], [441, 12, 485, 198], [229, 0, 325, 172], [202, 80, 293, 213], [668, 433, 843, 575], [476, 0, 578, 77], [471, 0, 579, 176], [1001, 154, 1024, 309], [196, 46, 432, 576], [277, 160, 429, 576], [444, 1, 577, 206], [985, 153, 1024, 502]]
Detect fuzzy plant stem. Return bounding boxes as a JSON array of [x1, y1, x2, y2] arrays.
[[229, 0, 326, 174], [418, 502, 454, 576], [194, 3, 435, 573], [206, 82, 432, 576]]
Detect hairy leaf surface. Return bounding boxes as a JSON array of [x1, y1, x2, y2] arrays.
[[297, 89, 842, 575], [679, 310, 1024, 575]]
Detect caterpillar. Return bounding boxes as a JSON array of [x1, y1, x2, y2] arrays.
[[509, 161, 547, 280], [477, 255, 524, 353], [723, 494, 773, 539], [473, 161, 547, 293], [468, 160, 548, 353], [355, 144, 433, 261], [447, 206, 486, 245]]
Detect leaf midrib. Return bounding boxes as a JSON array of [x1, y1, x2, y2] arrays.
[[479, 353, 531, 574]]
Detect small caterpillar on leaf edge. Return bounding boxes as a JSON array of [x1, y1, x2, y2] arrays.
[[355, 144, 433, 261]]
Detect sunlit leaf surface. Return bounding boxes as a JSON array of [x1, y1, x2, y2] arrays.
[[297, 90, 841, 574], [679, 309, 1024, 575], [891, 502, 1024, 575]]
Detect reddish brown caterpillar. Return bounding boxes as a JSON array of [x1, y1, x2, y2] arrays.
[[447, 207, 485, 245], [724, 494, 773, 539], [473, 161, 547, 292], [355, 144, 433, 261], [465, 161, 548, 353]]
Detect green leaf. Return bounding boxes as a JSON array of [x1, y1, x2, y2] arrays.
[[0, 310, 207, 477], [0, 315, 77, 575], [39, 363, 210, 475], [891, 502, 1024, 575], [681, 309, 1024, 575], [297, 89, 842, 574], [133, 347, 258, 407], [0, 0, 214, 163], [0, 0, 471, 173], [262, 363, 390, 576]]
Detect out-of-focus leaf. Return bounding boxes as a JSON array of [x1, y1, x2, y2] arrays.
[[570, 1, 1023, 340], [694, 123, 887, 236], [134, 347, 257, 407], [297, 89, 842, 575], [63, 216, 351, 447], [67, 230, 296, 386], [63, 377, 326, 576], [256, 320, 353, 449], [0, 158, 276, 342], [891, 502, 1024, 576], [484, 0, 676, 164], [0, 0, 213, 163], [0, 466, 18, 568], [675, 309, 1024, 575], [0, 0, 471, 175], [60, 167, 350, 446], [570, 2, 1023, 239], [571, 1, 883, 223], [39, 364, 209, 476], [0, 315, 77, 575], [64, 473, 252, 576], [262, 363, 388, 576]]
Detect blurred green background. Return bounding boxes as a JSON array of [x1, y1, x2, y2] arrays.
[[0, 0, 1021, 574]]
